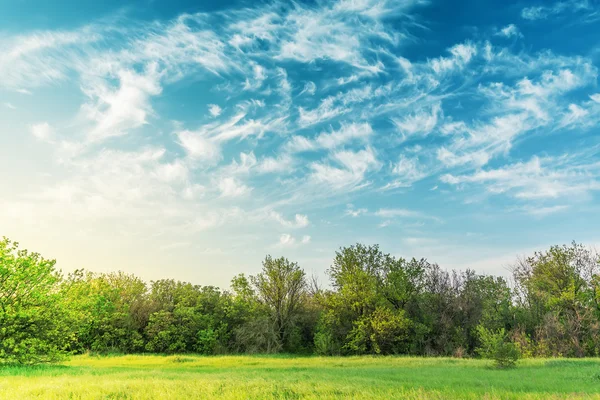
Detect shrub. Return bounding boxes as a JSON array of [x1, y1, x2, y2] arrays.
[[369, 307, 410, 355], [195, 328, 218, 355], [476, 325, 520, 368]]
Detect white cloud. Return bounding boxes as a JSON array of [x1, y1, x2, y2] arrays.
[[286, 136, 316, 152], [211, 114, 282, 142], [276, 233, 311, 247], [225, 152, 258, 174], [298, 101, 348, 127], [4, 103, 16, 110], [270, 211, 309, 228], [372, 208, 440, 228], [297, 84, 388, 127], [521, 205, 570, 216], [218, 177, 252, 198], [228, 12, 281, 45], [0, 146, 216, 231], [0, 28, 101, 89], [299, 81, 316, 95], [208, 104, 222, 117], [435, 61, 597, 169], [345, 204, 368, 217], [392, 103, 441, 139], [436, 147, 490, 168], [177, 130, 221, 163], [390, 155, 428, 186], [243, 62, 267, 91], [4, 0, 600, 287], [441, 155, 600, 199], [429, 42, 477, 74], [559, 103, 589, 127], [256, 155, 294, 174], [521, 6, 547, 20], [275, 1, 403, 71], [337, 75, 359, 86], [153, 160, 189, 183], [287, 122, 373, 152], [316, 122, 373, 149], [30, 122, 54, 141], [278, 233, 296, 247], [181, 184, 205, 200], [496, 24, 522, 38], [310, 147, 379, 190], [375, 208, 436, 220], [82, 65, 162, 142], [521, 0, 591, 20]]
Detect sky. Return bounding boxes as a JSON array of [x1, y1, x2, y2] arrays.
[[1, 0, 599, 288]]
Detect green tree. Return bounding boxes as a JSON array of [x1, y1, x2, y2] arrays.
[[512, 243, 600, 356], [251, 256, 307, 351], [0, 238, 72, 364], [476, 325, 520, 368], [319, 244, 415, 355], [62, 270, 149, 353]]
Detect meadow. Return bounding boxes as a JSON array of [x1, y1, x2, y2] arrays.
[[1, 355, 600, 399]]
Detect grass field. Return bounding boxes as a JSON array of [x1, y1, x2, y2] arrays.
[[1, 355, 599, 399]]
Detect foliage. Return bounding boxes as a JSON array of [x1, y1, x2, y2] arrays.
[[476, 325, 520, 368], [0, 238, 72, 364], [251, 256, 307, 352], [62, 270, 148, 353], [1, 236, 600, 365]]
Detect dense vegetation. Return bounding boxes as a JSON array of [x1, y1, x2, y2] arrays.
[[1, 237, 599, 365]]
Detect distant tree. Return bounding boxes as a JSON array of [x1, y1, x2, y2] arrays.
[[144, 280, 228, 354], [251, 256, 307, 351], [319, 244, 413, 355], [457, 272, 513, 354], [512, 243, 600, 356], [0, 238, 71, 364], [62, 270, 149, 353], [3, 235, 600, 361]]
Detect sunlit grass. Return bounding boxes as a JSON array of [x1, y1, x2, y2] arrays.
[[1, 355, 599, 399]]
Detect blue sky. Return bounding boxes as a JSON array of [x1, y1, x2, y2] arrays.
[[1, 0, 599, 287]]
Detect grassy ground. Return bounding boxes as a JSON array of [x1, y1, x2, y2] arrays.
[[0, 355, 599, 399]]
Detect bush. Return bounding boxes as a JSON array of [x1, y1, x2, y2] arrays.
[[314, 331, 335, 355], [369, 307, 411, 355], [195, 328, 218, 355], [476, 325, 520, 368]]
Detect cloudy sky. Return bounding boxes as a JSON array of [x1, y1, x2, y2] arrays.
[[1, 0, 599, 287]]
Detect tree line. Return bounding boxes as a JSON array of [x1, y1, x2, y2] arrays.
[[1, 237, 599, 364]]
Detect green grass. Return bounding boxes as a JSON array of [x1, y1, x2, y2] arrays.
[[1, 355, 599, 399]]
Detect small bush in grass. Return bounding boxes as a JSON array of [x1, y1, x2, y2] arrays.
[[170, 356, 194, 363], [476, 325, 520, 369], [453, 347, 466, 359]]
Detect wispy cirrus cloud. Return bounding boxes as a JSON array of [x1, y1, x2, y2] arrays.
[[309, 146, 380, 190], [286, 122, 373, 152], [521, 0, 593, 20], [495, 24, 523, 38], [2, 0, 600, 286], [441, 154, 600, 199]]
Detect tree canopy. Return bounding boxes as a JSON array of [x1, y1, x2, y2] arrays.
[[1, 237, 599, 364]]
